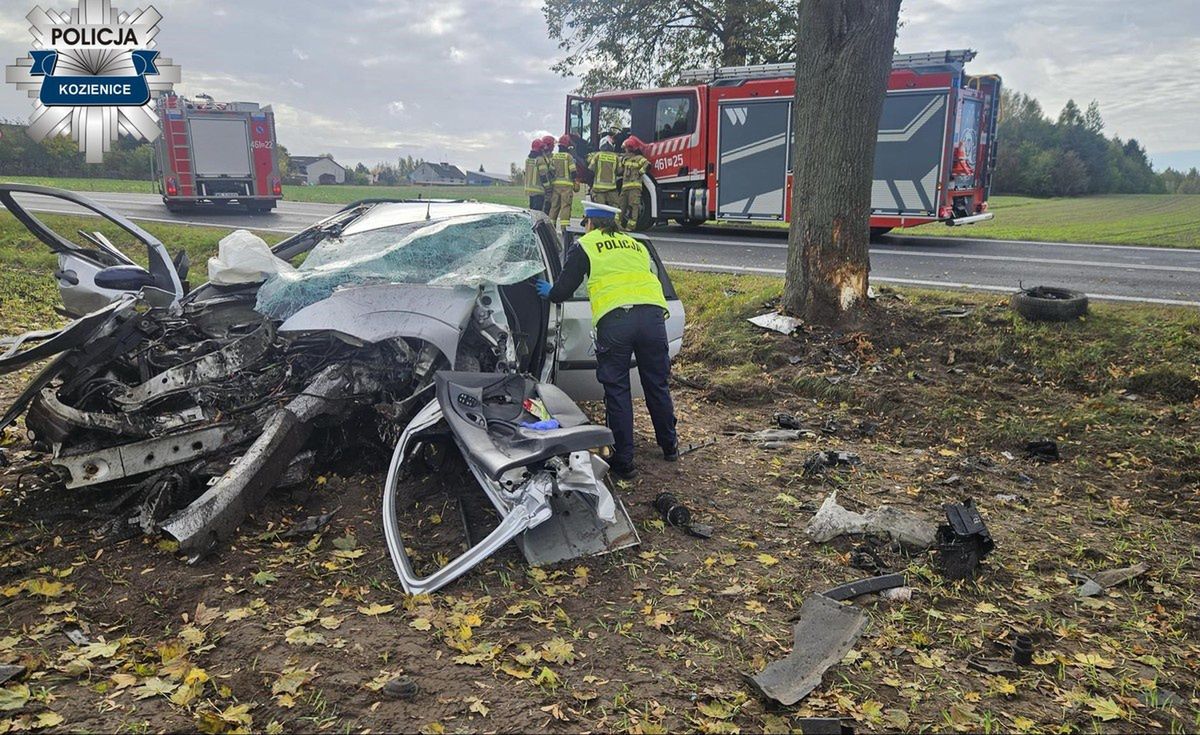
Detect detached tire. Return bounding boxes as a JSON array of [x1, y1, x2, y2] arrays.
[[1011, 286, 1088, 322]]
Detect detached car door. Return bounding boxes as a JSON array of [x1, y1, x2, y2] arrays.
[[0, 185, 185, 316], [550, 229, 685, 401]]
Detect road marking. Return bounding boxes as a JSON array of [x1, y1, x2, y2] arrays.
[[661, 260, 1200, 307], [869, 249, 1200, 273]]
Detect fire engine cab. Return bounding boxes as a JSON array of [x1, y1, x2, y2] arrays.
[[565, 49, 1000, 233], [153, 93, 283, 213]]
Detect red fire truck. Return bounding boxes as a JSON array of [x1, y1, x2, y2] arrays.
[[565, 49, 1000, 233], [153, 93, 283, 213]]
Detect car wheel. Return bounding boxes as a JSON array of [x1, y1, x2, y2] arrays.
[[870, 227, 892, 239], [1011, 286, 1088, 322]]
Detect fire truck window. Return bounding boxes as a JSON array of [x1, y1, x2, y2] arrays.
[[568, 99, 592, 144], [598, 103, 632, 144], [653, 97, 694, 141]]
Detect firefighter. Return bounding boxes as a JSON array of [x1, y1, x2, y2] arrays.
[[546, 134, 578, 229], [586, 137, 621, 208], [523, 138, 549, 212], [540, 135, 556, 214], [619, 136, 650, 229], [534, 201, 678, 479]]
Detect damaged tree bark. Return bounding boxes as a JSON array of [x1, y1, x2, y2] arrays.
[[782, 0, 901, 324]]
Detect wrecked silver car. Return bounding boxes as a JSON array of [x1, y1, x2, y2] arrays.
[[0, 185, 685, 591]]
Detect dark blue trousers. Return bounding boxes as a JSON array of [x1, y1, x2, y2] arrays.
[[595, 305, 677, 469]]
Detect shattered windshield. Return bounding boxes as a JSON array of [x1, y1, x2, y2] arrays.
[[256, 211, 544, 320]]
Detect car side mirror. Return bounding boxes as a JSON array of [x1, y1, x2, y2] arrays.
[[93, 264, 156, 291]]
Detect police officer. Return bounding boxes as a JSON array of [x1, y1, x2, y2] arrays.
[[587, 137, 621, 208], [539, 135, 556, 214], [546, 134, 579, 230], [535, 202, 678, 479], [523, 138, 549, 212], [619, 136, 650, 230]]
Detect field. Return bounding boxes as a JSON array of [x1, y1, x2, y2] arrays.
[[4, 176, 1198, 249], [904, 194, 1200, 248], [0, 217, 1197, 732]]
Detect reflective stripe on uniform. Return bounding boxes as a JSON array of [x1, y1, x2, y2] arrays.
[[523, 157, 543, 194], [589, 151, 620, 192], [620, 154, 648, 191], [578, 229, 668, 325], [550, 152, 574, 186]]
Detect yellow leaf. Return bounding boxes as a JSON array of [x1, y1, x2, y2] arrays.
[[178, 625, 206, 648], [0, 684, 30, 711], [540, 637, 577, 665], [500, 663, 533, 679], [318, 615, 343, 630], [357, 603, 395, 617], [272, 669, 311, 696], [333, 549, 365, 560], [755, 553, 779, 567], [132, 677, 175, 700], [34, 712, 64, 729], [646, 611, 675, 629], [409, 617, 432, 631], [534, 666, 560, 689], [23, 579, 68, 598], [224, 606, 256, 623], [1074, 652, 1116, 669], [1087, 696, 1125, 721], [467, 697, 490, 717], [170, 681, 203, 706], [284, 626, 326, 646], [859, 700, 883, 724], [696, 701, 734, 720]]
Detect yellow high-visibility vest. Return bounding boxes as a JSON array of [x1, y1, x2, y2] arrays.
[[550, 152, 575, 186], [577, 228, 668, 325], [523, 157, 545, 194], [588, 151, 620, 192]]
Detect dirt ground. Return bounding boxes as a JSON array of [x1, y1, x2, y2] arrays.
[[1, 280, 1198, 733]]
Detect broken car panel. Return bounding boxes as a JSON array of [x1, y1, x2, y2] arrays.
[[0, 185, 683, 589]]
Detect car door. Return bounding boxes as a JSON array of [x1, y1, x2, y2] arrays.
[[550, 227, 685, 401], [0, 185, 184, 317]]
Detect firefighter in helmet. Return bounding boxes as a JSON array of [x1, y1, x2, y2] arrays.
[[619, 136, 650, 229], [539, 135, 557, 214], [523, 138, 549, 212], [534, 201, 678, 479], [546, 134, 578, 230], [587, 136, 621, 209]]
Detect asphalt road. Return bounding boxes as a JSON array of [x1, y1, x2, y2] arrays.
[[14, 190, 1200, 307]]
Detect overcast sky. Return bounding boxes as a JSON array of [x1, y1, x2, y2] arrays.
[[1, 0, 1197, 172]]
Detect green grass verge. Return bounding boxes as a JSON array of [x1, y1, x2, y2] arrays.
[[904, 194, 1200, 248]]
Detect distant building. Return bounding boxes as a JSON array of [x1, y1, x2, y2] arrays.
[[409, 162, 468, 186], [465, 169, 512, 186], [291, 155, 346, 185]]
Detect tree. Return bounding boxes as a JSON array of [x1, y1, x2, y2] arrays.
[[782, 0, 901, 324], [543, 0, 799, 92]]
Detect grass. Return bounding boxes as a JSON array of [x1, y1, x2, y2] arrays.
[[904, 194, 1200, 248]]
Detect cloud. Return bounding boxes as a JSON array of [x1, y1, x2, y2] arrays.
[[387, 100, 405, 115], [292, 46, 309, 61]]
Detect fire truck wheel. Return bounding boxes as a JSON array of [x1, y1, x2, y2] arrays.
[[869, 227, 893, 239], [1011, 286, 1088, 322], [163, 201, 185, 213]]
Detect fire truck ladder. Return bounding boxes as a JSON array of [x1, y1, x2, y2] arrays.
[[678, 49, 977, 84], [162, 99, 193, 196]]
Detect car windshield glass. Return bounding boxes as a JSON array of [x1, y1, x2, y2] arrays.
[[255, 211, 544, 320]]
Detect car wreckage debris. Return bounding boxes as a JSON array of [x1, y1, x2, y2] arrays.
[[1012, 634, 1034, 666], [1071, 561, 1149, 597], [747, 594, 868, 706], [822, 573, 907, 602], [653, 492, 713, 539], [935, 499, 995, 580], [806, 491, 937, 552], [803, 450, 861, 476], [1024, 439, 1060, 462]]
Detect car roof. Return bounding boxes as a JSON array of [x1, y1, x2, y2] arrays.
[[340, 200, 530, 236]]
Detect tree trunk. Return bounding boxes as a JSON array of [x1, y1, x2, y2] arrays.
[[781, 0, 901, 324]]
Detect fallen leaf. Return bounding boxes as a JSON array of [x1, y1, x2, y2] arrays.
[[0, 684, 30, 711], [357, 603, 395, 617], [540, 637, 577, 665]]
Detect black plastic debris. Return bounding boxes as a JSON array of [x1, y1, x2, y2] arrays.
[[849, 544, 886, 573], [797, 718, 855, 735], [803, 450, 861, 476], [654, 492, 692, 528], [774, 412, 804, 430], [653, 493, 713, 539], [1011, 634, 1034, 666], [823, 573, 906, 602], [0, 665, 24, 686], [1024, 439, 1059, 462], [382, 675, 419, 699], [935, 499, 994, 580]]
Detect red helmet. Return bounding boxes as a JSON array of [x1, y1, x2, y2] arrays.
[[622, 135, 644, 152], [531, 138, 544, 152], [557, 133, 573, 147], [540, 134, 556, 149]]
